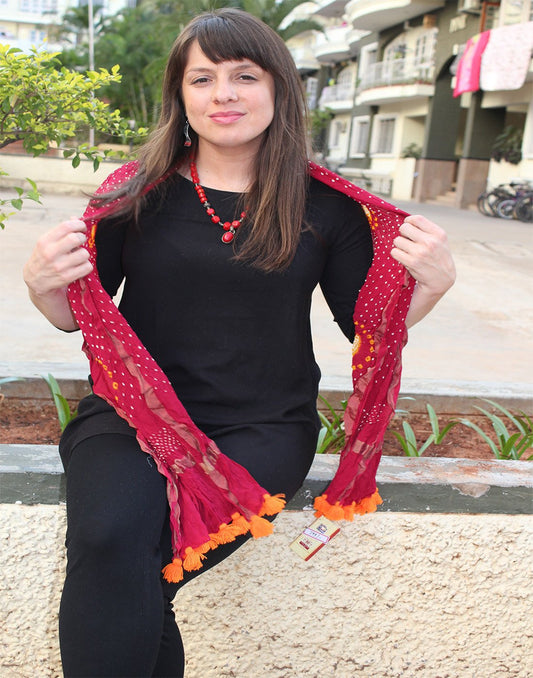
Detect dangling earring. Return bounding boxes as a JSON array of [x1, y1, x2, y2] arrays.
[[183, 119, 192, 147]]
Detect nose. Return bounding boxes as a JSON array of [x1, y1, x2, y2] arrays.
[[212, 77, 237, 104]]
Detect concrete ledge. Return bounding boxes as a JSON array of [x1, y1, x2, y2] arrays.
[[1, 444, 531, 514], [2, 373, 533, 417]]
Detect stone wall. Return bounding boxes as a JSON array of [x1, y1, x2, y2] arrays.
[[2, 504, 532, 678]]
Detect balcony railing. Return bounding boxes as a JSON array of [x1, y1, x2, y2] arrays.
[[314, 25, 351, 62], [359, 57, 434, 90], [319, 83, 356, 107], [289, 46, 320, 73]]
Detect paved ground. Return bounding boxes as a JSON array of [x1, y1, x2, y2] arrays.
[[1, 185, 532, 397]]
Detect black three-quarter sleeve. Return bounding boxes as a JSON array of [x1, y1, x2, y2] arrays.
[[94, 215, 129, 298], [319, 197, 374, 342]]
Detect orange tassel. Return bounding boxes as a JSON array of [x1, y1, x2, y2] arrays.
[[249, 514, 274, 538], [352, 490, 383, 515], [210, 521, 242, 545], [230, 512, 251, 535], [314, 491, 383, 521], [162, 558, 184, 583], [209, 523, 232, 545], [195, 541, 212, 555], [182, 546, 205, 572], [260, 493, 286, 516], [313, 495, 345, 521]]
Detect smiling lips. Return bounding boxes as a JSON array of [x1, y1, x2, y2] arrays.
[[209, 111, 245, 124]]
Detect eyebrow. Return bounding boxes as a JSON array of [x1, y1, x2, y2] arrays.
[[185, 61, 261, 75]]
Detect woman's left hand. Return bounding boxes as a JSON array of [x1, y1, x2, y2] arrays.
[[390, 215, 456, 328]]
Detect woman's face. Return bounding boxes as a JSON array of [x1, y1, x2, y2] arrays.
[[181, 41, 275, 157]]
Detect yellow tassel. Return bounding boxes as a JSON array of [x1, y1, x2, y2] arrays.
[[162, 558, 184, 583], [249, 514, 274, 538], [260, 493, 286, 516], [182, 546, 205, 572]]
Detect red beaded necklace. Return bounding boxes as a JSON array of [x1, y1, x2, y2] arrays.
[[190, 161, 247, 244]]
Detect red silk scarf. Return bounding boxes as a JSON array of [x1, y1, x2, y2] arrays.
[[67, 161, 414, 582]]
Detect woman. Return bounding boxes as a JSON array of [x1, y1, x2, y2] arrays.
[[23, 9, 455, 677]]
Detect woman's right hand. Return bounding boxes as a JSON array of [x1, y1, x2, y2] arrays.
[[23, 218, 93, 331]]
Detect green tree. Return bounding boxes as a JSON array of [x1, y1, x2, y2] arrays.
[[60, 3, 105, 46], [0, 45, 146, 227], [93, 4, 177, 127], [90, 0, 321, 129]]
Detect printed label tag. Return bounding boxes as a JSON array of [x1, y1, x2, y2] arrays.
[[290, 516, 340, 561]]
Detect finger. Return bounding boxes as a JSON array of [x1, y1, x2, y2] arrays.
[[403, 215, 442, 233]]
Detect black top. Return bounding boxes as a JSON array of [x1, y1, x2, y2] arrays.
[[61, 174, 373, 450]]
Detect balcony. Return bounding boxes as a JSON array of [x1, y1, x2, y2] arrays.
[[345, 0, 445, 32], [318, 83, 356, 111], [314, 25, 352, 63], [289, 46, 320, 74], [356, 57, 435, 104], [347, 27, 370, 53], [313, 0, 349, 18]]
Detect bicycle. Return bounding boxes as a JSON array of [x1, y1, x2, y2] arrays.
[[477, 181, 532, 218]]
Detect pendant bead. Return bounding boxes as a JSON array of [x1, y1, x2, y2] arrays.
[[222, 231, 234, 243]]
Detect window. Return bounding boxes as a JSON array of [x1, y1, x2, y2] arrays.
[[306, 77, 318, 110], [329, 120, 345, 149], [371, 116, 396, 155], [350, 116, 370, 157]]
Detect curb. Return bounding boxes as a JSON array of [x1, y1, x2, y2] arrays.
[[1, 444, 531, 514], [1, 374, 532, 414]]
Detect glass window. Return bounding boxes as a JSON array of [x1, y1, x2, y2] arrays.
[[350, 117, 370, 156], [373, 117, 396, 154]]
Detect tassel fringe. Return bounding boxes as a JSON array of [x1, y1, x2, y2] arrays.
[[313, 490, 383, 521], [249, 514, 274, 538], [260, 493, 286, 516], [162, 558, 184, 583], [162, 493, 285, 582]]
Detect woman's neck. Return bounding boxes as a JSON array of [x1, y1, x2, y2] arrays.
[[190, 145, 257, 193]]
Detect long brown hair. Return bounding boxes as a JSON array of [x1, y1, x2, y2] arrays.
[[97, 9, 310, 271]]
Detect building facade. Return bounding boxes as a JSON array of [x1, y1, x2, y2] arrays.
[[288, 0, 533, 206], [0, 0, 131, 52]]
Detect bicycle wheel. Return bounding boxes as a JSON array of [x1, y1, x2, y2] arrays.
[[514, 195, 533, 222], [496, 199, 516, 219], [477, 191, 496, 216]]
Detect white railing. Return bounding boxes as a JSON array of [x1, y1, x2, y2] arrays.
[[359, 57, 434, 90], [319, 83, 356, 106]]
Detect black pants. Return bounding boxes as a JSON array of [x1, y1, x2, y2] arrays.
[[59, 424, 316, 677]]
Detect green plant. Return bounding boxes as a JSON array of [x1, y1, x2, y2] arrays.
[[316, 394, 347, 454], [391, 403, 458, 457], [491, 125, 523, 165], [460, 399, 533, 460], [42, 373, 77, 432], [391, 421, 434, 457], [401, 142, 422, 159], [426, 403, 459, 444]]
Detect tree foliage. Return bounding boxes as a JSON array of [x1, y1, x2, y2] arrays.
[[75, 0, 320, 128], [0, 45, 146, 227]]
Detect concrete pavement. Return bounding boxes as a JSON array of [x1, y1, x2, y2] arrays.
[[1, 184, 532, 398]]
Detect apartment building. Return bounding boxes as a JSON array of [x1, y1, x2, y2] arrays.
[[288, 0, 533, 206], [0, 0, 131, 52]]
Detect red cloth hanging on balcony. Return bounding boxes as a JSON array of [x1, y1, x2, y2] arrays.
[[453, 31, 491, 97]]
